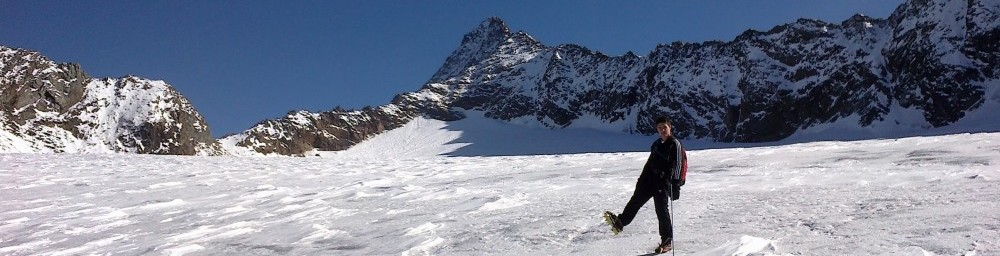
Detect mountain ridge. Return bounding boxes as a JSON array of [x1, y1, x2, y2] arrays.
[[2, 0, 998, 156]]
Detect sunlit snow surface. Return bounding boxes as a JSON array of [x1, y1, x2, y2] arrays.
[[2, 129, 999, 255]]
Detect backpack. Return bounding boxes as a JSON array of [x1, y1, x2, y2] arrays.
[[669, 138, 687, 200], [672, 138, 687, 186]]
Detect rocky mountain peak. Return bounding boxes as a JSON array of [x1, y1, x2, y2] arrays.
[[456, 17, 513, 52], [0, 46, 225, 155], [471, 17, 511, 40], [429, 17, 545, 83]]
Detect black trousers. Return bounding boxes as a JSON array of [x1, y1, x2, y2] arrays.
[[619, 179, 672, 241]]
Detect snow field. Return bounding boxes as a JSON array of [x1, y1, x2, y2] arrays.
[[0, 132, 998, 255]]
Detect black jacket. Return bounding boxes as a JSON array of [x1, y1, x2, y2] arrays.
[[638, 137, 685, 199]]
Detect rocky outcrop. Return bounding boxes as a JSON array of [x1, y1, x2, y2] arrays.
[[0, 46, 225, 155]]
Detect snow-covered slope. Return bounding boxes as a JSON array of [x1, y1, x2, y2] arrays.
[[323, 114, 651, 158], [0, 46, 224, 155], [2, 131, 997, 255]]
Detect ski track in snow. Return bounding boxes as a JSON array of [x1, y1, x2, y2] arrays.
[[1, 132, 999, 255]]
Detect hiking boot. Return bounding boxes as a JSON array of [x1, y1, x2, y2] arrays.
[[655, 238, 672, 254], [602, 211, 624, 235]]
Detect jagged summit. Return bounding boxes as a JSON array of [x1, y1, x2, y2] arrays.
[[468, 17, 511, 42], [429, 17, 546, 83]]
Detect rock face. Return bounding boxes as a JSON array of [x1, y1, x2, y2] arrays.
[[0, 46, 225, 155], [885, 0, 999, 127]]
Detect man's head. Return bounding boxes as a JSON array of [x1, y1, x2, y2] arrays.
[[655, 116, 672, 141]]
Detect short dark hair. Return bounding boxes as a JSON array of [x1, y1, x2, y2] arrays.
[[655, 116, 672, 126]]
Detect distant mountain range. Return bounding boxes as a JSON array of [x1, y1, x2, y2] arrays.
[[2, 0, 998, 156]]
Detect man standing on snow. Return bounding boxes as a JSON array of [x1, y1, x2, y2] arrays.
[[604, 116, 687, 254]]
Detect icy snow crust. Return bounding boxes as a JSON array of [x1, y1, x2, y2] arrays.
[[2, 130, 998, 255]]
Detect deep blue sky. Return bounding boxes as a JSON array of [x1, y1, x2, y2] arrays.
[[2, 1, 904, 137]]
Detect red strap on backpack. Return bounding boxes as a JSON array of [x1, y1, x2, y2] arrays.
[[680, 150, 688, 182]]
